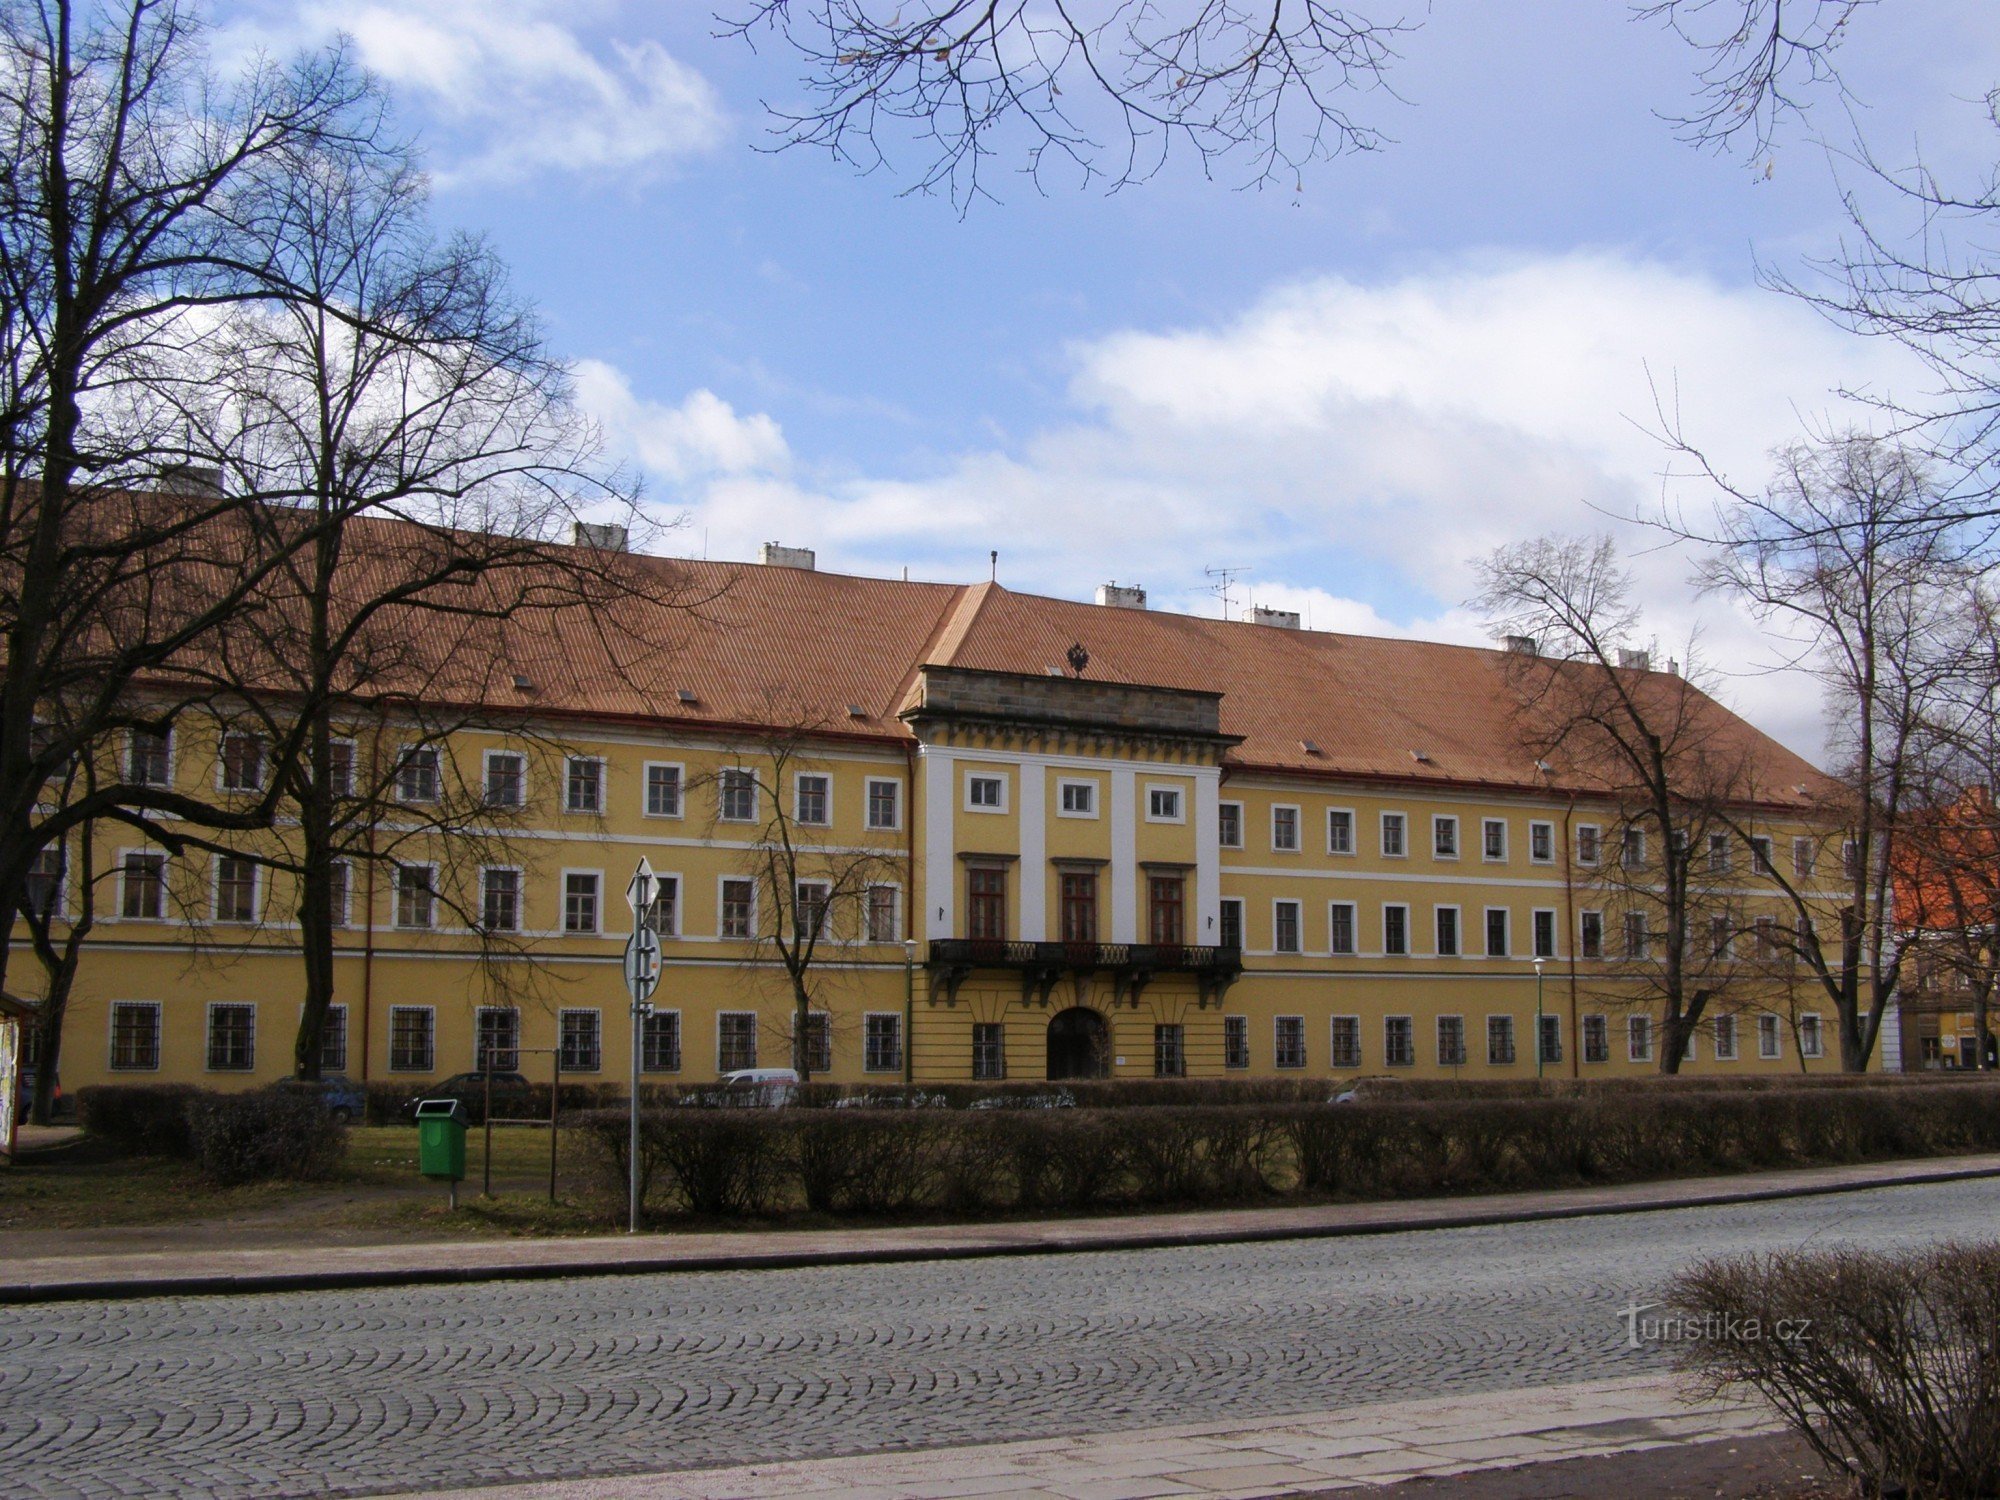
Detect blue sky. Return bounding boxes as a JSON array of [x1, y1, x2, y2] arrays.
[[211, 2, 2000, 763]]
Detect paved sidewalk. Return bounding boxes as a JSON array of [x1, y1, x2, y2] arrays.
[[7, 1151, 1997, 1304], [380, 1374, 1782, 1499]]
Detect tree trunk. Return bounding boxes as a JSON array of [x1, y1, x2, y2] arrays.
[[792, 978, 813, 1082]]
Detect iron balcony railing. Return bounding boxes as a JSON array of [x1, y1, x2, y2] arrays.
[[927, 938, 1243, 976]]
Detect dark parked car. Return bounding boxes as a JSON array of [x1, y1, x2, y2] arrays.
[[272, 1074, 366, 1123], [399, 1071, 531, 1123], [13, 1066, 62, 1125]]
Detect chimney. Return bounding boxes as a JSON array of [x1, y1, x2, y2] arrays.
[[1504, 635, 1538, 656], [1095, 582, 1147, 610], [158, 464, 224, 498], [1251, 605, 1301, 630], [760, 542, 816, 571], [573, 521, 629, 552], [1617, 648, 1651, 672]]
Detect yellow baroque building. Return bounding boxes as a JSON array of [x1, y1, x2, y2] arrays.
[[37, 547, 1855, 1092]]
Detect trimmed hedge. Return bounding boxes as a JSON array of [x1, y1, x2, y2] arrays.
[[571, 1081, 2000, 1225], [76, 1084, 203, 1157], [186, 1091, 348, 1185]]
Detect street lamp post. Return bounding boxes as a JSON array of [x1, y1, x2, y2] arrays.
[[903, 938, 917, 1085], [623, 859, 661, 1235], [1534, 955, 1546, 1080]]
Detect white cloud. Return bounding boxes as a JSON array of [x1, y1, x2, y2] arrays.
[[575, 360, 789, 484], [223, 2, 725, 186], [591, 251, 1928, 765]]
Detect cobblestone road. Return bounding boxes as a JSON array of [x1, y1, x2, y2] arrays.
[[4, 1179, 1997, 1500]]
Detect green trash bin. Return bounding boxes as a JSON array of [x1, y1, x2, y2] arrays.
[[414, 1098, 469, 1182]]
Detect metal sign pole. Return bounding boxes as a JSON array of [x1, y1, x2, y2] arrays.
[[624, 859, 660, 1235]]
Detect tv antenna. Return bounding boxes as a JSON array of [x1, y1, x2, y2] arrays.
[[1205, 565, 1247, 620]]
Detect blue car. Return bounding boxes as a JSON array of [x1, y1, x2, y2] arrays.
[[272, 1074, 366, 1123]]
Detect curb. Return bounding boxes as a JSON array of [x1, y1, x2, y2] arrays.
[[8, 1156, 2000, 1305]]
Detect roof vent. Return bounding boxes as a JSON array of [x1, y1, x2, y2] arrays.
[[573, 521, 629, 552], [759, 542, 816, 570], [846, 704, 868, 718], [675, 689, 698, 706], [1095, 581, 1147, 610], [1535, 759, 1553, 775], [1410, 749, 1433, 764], [1251, 605, 1301, 630], [158, 464, 225, 498], [512, 674, 534, 693], [1504, 635, 1538, 656], [1301, 738, 1323, 756], [1617, 648, 1651, 671]]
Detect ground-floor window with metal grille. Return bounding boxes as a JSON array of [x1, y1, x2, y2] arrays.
[[1583, 1013, 1609, 1063], [207, 1002, 256, 1071], [1223, 1015, 1249, 1069], [1486, 1014, 1516, 1066], [560, 1008, 602, 1072], [1383, 1015, 1414, 1067], [718, 1012, 758, 1072], [1437, 1015, 1466, 1066], [1275, 1015, 1307, 1069], [475, 1006, 520, 1071], [798, 1012, 832, 1074], [1153, 1023, 1186, 1077], [390, 1006, 434, 1072], [1329, 1015, 1361, 1068], [864, 1013, 902, 1073], [642, 1011, 682, 1072], [971, 1022, 1005, 1079], [109, 1001, 160, 1071], [319, 1004, 348, 1072], [1538, 1014, 1562, 1065]]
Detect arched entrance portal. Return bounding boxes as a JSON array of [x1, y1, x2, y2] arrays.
[[1047, 1007, 1111, 1080]]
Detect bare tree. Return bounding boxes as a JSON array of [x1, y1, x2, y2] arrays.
[[697, 719, 905, 1080], [1476, 535, 1798, 1073]]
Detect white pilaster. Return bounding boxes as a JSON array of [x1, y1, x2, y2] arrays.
[[1193, 767, 1221, 943], [1018, 762, 1046, 941], [1110, 768, 1137, 943], [923, 747, 955, 940]]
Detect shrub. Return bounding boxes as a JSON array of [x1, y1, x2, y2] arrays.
[[1668, 1243, 2000, 1499], [186, 1091, 348, 1184], [794, 1111, 946, 1214], [643, 1111, 791, 1217], [76, 1084, 205, 1157]]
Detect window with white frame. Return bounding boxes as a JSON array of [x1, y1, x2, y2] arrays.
[[1381, 812, 1407, 857], [128, 729, 171, 787], [1759, 1014, 1783, 1058], [110, 1001, 161, 1070], [1485, 908, 1510, 958], [1576, 824, 1600, 866], [1842, 839, 1860, 879], [480, 867, 522, 933], [1621, 826, 1646, 870], [484, 751, 525, 809], [1154, 1023, 1186, 1078], [1223, 1015, 1249, 1069], [1708, 832, 1731, 874], [1383, 903, 1409, 956], [207, 1003, 256, 1071], [1433, 815, 1458, 859], [965, 772, 1006, 811], [219, 732, 266, 793], [1629, 1015, 1654, 1062], [24, 845, 62, 919], [564, 756, 604, 814], [1059, 779, 1097, 817], [394, 864, 435, 929], [1435, 905, 1460, 957], [1710, 914, 1733, 960], [865, 884, 900, 943], [719, 768, 759, 822], [318, 1003, 348, 1073], [1327, 808, 1354, 854], [1800, 1014, 1824, 1058], [389, 1006, 435, 1072], [1583, 1014, 1609, 1064], [1755, 916, 1777, 961], [1275, 1015, 1307, 1069], [795, 880, 831, 940], [720, 878, 755, 939], [1328, 901, 1356, 955], [1623, 910, 1649, 960], [475, 1006, 520, 1070], [718, 1012, 759, 1072], [1272, 805, 1300, 851], [865, 1013, 903, 1073], [1751, 836, 1775, 876], [396, 746, 440, 803], [560, 1009, 602, 1072], [1529, 820, 1554, 863], [971, 1022, 1005, 1079], [1437, 1015, 1467, 1067], [642, 1010, 682, 1072], [1580, 910, 1603, 959], [1145, 784, 1184, 822], [647, 875, 680, 938], [1273, 899, 1301, 954], [1532, 909, 1556, 959], [1217, 800, 1242, 847], [1791, 836, 1816, 880], [326, 738, 356, 799], [865, 778, 900, 830], [1483, 819, 1507, 861], [1331, 1015, 1362, 1068], [645, 763, 684, 818], [563, 872, 601, 934], [214, 855, 258, 924], [1219, 897, 1244, 950], [1538, 1015, 1562, 1065], [795, 773, 831, 826], [1714, 1014, 1739, 1060], [1383, 1015, 1415, 1067], [1486, 1015, 1516, 1066]]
